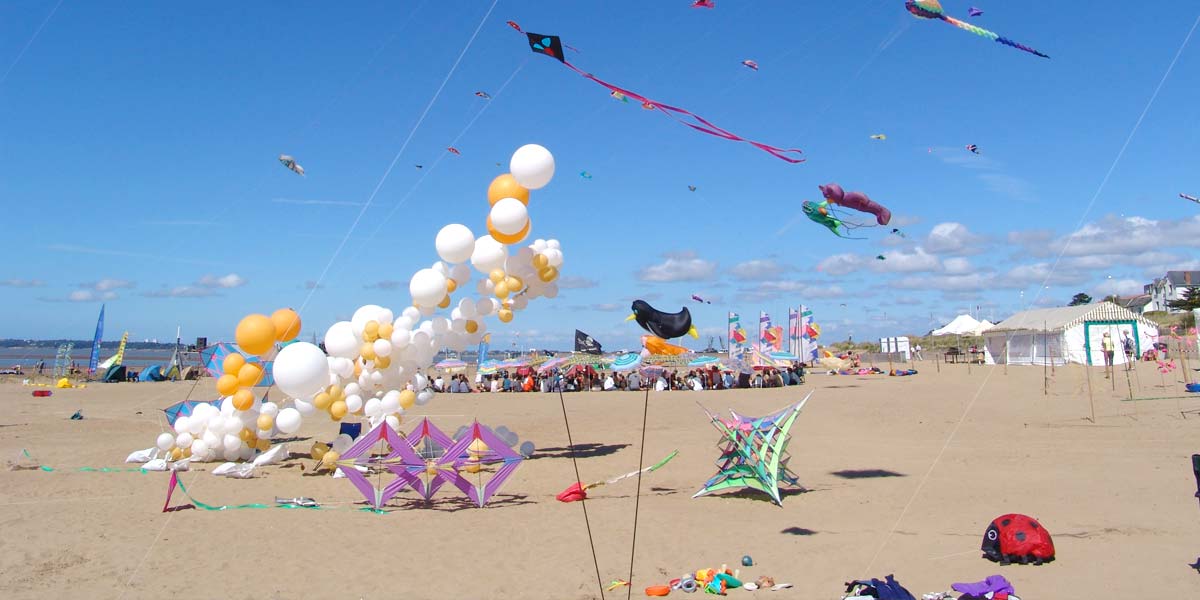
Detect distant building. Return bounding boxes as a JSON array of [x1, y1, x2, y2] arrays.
[[1146, 271, 1200, 313], [1113, 293, 1152, 315]]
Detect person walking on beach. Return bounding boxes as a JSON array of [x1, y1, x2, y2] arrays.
[[1121, 331, 1135, 371], [912, 344, 923, 361], [1101, 332, 1115, 379]]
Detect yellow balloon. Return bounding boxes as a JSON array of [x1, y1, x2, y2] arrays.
[[364, 320, 379, 337], [532, 253, 549, 269], [169, 447, 183, 461], [238, 428, 255, 443], [330, 400, 348, 420], [353, 360, 362, 378], [468, 438, 489, 454], [488, 216, 530, 245], [256, 438, 271, 451], [360, 342, 377, 361], [257, 413, 274, 431], [464, 320, 478, 334], [438, 295, 451, 309], [446, 279, 458, 293], [463, 463, 482, 474], [310, 442, 329, 461], [313, 392, 333, 411], [216, 374, 239, 397], [235, 314, 277, 356], [233, 389, 255, 411], [374, 356, 391, 369], [270, 308, 302, 342], [321, 450, 340, 468], [181, 447, 192, 458], [489, 269, 506, 283], [237, 362, 264, 388], [328, 384, 344, 400], [378, 322, 394, 340], [494, 281, 510, 299], [498, 309, 514, 323], [222, 353, 246, 376], [487, 173, 530, 206], [505, 275, 523, 291], [399, 389, 416, 410], [538, 266, 559, 282]]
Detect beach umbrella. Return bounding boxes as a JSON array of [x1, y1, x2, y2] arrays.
[[688, 356, 721, 368], [565, 364, 598, 378], [435, 359, 468, 371], [538, 357, 568, 373], [610, 353, 642, 372], [478, 360, 500, 375]]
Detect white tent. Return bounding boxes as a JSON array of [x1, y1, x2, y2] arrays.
[[973, 320, 995, 336], [982, 302, 1158, 366], [932, 314, 981, 336]]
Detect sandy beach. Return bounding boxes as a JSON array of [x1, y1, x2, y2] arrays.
[[2, 362, 1198, 599]]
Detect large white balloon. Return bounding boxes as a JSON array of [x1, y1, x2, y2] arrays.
[[489, 198, 529, 236], [409, 268, 448, 307], [156, 432, 176, 451], [509, 144, 555, 190], [450, 263, 471, 285], [470, 235, 507, 274], [324, 321, 359, 359], [276, 408, 302, 434], [435, 224, 476, 264], [351, 305, 385, 337], [274, 342, 331, 400]]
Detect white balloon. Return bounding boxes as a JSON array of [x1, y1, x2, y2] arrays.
[[458, 298, 477, 318], [324, 321, 359, 359], [332, 357, 354, 379], [416, 390, 434, 406], [476, 297, 494, 316], [351, 305, 385, 338], [385, 415, 401, 431], [256, 428, 274, 440], [222, 415, 242, 435], [220, 397, 235, 417], [174, 416, 191, 435], [451, 319, 467, 334], [344, 383, 361, 397], [419, 304, 436, 316], [436, 224, 476, 264], [409, 268, 448, 307], [332, 434, 354, 454], [377, 308, 394, 325], [401, 307, 420, 322], [489, 198, 530, 236], [431, 317, 450, 335], [176, 432, 194, 449], [390, 328, 411, 348], [373, 338, 392, 358], [274, 342, 331, 400], [414, 373, 428, 390], [222, 434, 241, 454], [364, 397, 382, 418], [450, 308, 463, 321], [545, 282, 559, 298], [509, 144, 555, 190], [238, 446, 255, 461], [545, 248, 563, 267], [156, 432, 176, 451], [370, 370, 384, 385], [202, 431, 220, 449], [345, 394, 363, 414], [186, 415, 205, 435], [294, 398, 315, 415], [260, 401, 279, 417], [381, 392, 400, 415], [470, 235, 508, 274], [276, 408, 302, 434], [512, 295, 529, 310], [476, 279, 493, 295], [191, 439, 210, 459], [532, 239, 548, 252], [412, 330, 431, 348], [450, 263, 471, 285], [547, 239, 561, 250]]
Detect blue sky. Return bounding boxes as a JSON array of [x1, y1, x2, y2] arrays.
[[2, 1, 1199, 350]]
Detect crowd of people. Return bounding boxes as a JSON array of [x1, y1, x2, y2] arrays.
[[429, 364, 807, 394]]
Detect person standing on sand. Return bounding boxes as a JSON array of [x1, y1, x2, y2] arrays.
[[1122, 331, 1135, 370], [913, 344, 923, 361], [1101, 332, 1115, 379]]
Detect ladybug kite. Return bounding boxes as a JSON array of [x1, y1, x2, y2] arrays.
[[981, 513, 1056, 565]]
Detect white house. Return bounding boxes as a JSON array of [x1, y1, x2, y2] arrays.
[[1146, 271, 1200, 313], [982, 302, 1158, 366]]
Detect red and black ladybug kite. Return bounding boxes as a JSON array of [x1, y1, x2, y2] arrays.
[[982, 513, 1055, 565]]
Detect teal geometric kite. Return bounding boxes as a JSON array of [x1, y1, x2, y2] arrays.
[[692, 392, 810, 505]]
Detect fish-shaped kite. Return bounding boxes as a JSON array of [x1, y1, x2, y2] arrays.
[[967, 7, 983, 17], [966, 144, 980, 154], [870, 134, 887, 140], [741, 59, 759, 71], [1181, 193, 1200, 204], [278, 154, 305, 176], [687, 185, 697, 192], [691, 0, 715, 8], [447, 147, 461, 156], [579, 171, 592, 180], [905, 0, 1048, 58], [522, 32, 802, 162], [475, 91, 491, 99], [691, 294, 712, 304]]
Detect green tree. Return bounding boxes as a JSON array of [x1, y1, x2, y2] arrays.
[[1167, 286, 1200, 312], [1068, 292, 1092, 306]]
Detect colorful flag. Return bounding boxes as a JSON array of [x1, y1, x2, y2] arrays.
[[759, 311, 772, 349], [799, 305, 819, 362], [788, 308, 800, 357], [476, 334, 491, 366], [728, 312, 747, 358], [88, 305, 105, 374]]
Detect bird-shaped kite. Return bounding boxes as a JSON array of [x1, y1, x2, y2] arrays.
[[447, 147, 461, 156], [966, 144, 980, 154], [968, 7, 983, 17], [688, 185, 698, 192], [905, 0, 1049, 59], [628, 300, 699, 339], [741, 59, 759, 71], [691, 0, 715, 8], [1181, 193, 1199, 204], [870, 134, 887, 140], [523, 31, 803, 163], [278, 154, 305, 176], [475, 91, 491, 99]]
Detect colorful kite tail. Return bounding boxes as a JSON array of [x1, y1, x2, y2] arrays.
[[943, 16, 1049, 59]]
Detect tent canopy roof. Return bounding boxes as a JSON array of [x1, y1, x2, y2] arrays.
[[932, 314, 981, 336], [987, 301, 1159, 334]]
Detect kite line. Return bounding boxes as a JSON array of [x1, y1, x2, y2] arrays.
[[0, 0, 65, 88], [626, 385, 652, 599], [556, 389, 605, 599]]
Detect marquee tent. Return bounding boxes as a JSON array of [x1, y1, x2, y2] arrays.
[[982, 302, 1158, 366]]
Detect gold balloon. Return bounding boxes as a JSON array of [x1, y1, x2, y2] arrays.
[[256, 413, 274, 431], [310, 442, 329, 460], [446, 279, 458, 293], [222, 353, 246, 376], [181, 447, 192, 458], [489, 269, 506, 283], [256, 438, 271, 451], [313, 391, 333, 411], [320, 450, 340, 468], [364, 320, 379, 338], [236, 362, 264, 388], [353, 360, 363, 378], [538, 266, 559, 282], [463, 463, 482, 474], [238, 428, 255, 443], [235, 314, 277, 356], [488, 216, 530, 245], [487, 173, 530, 206], [328, 384, 344, 400], [498, 309, 514, 323], [360, 342, 377, 361], [270, 308, 302, 342], [169, 447, 184, 461], [378, 322, 394, 340], [374, 356, 391, 369], [438, 295, 451, 309], [216, 374, 239, 396], [464, 320, 478, 334], [232, 389, 255, 411], [532, 253, 549, 269], [330, 400, 348, 421], [494, 281, 510, 299], [399, 389, 416, 410], [505, 275, 523, 291]]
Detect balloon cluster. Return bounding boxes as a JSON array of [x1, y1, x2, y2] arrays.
[[152, 145, 564, 462], [155, 309, 302, 462]]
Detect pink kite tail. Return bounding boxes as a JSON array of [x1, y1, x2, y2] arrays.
[[563, 62, 804, 163]]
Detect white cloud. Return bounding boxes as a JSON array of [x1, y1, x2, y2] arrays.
[[730, 259, 793, 281], [197, 274, 246, 289], [1093, 278, 1146, 298], [736, 280, 844, 302], [364, 280, 403, 290], [942, 257, 972, 274], [66, 290, 117, 302], [636, 251, 717, 282], [1040, 214, 1200, 257], [925, 222, 986, 255], [0, 279, 45, 287], [558, 276, 598, 289], [142, 286, 220, 298], [879, 247, 943, 273], [82, 279, 134, 292]]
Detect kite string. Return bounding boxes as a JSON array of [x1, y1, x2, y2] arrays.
[[626, 386, 651, 600], [861, 13, 1200, 576], [556, 388, 605, 599], [0, 0, 64, 88], [293, 0, 500, 316]]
